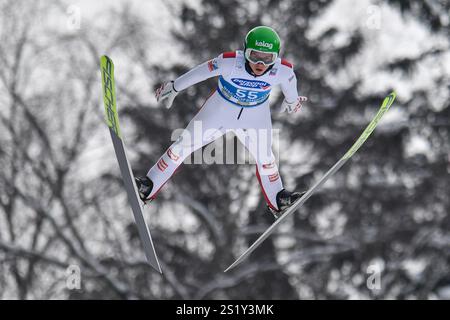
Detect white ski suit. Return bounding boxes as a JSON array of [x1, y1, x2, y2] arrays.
[[147, 50, 301, 211]]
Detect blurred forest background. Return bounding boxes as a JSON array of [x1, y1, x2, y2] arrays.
[[0, 0, 449, 299]]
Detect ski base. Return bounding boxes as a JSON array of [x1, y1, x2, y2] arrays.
[[101, 55, 162, 273], [225, 92, 396, 272]]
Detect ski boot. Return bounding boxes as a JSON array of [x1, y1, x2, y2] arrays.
[[135, 176, 154, 203], [269, 189, 306, 219]]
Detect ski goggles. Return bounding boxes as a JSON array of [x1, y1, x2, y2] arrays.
[[244, 48, 278, 66]]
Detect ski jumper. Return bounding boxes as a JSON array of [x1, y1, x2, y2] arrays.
[[147, 50, 300, 211]]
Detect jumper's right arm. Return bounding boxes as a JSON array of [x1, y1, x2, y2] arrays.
[[174, 58, 223, 91], [155, 53, 231, 108]]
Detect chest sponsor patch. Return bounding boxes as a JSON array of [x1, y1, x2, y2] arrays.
[[217, 76, 271, 107], [231, 78, 271, 90]]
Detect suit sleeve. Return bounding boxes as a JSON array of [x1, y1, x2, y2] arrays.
[[279, 65, 299, 103], [173, 53, 233, 92]]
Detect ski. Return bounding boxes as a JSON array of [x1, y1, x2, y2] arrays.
[[225, 92, 397, 272], [100, 55, 162, 273]]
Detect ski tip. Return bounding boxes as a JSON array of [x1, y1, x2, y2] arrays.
[[385, 91, 397, 104], [224, 260, 240, 273], [100, 55, 115, 70], [388, 91, 397, 100], [100, 54, 111, 62]]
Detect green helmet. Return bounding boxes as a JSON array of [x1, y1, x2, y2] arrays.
[[244, 26, 281, 65], [245, 26, 281, 54]]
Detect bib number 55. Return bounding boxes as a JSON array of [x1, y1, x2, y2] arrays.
[[236, 89, 259, 100]]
